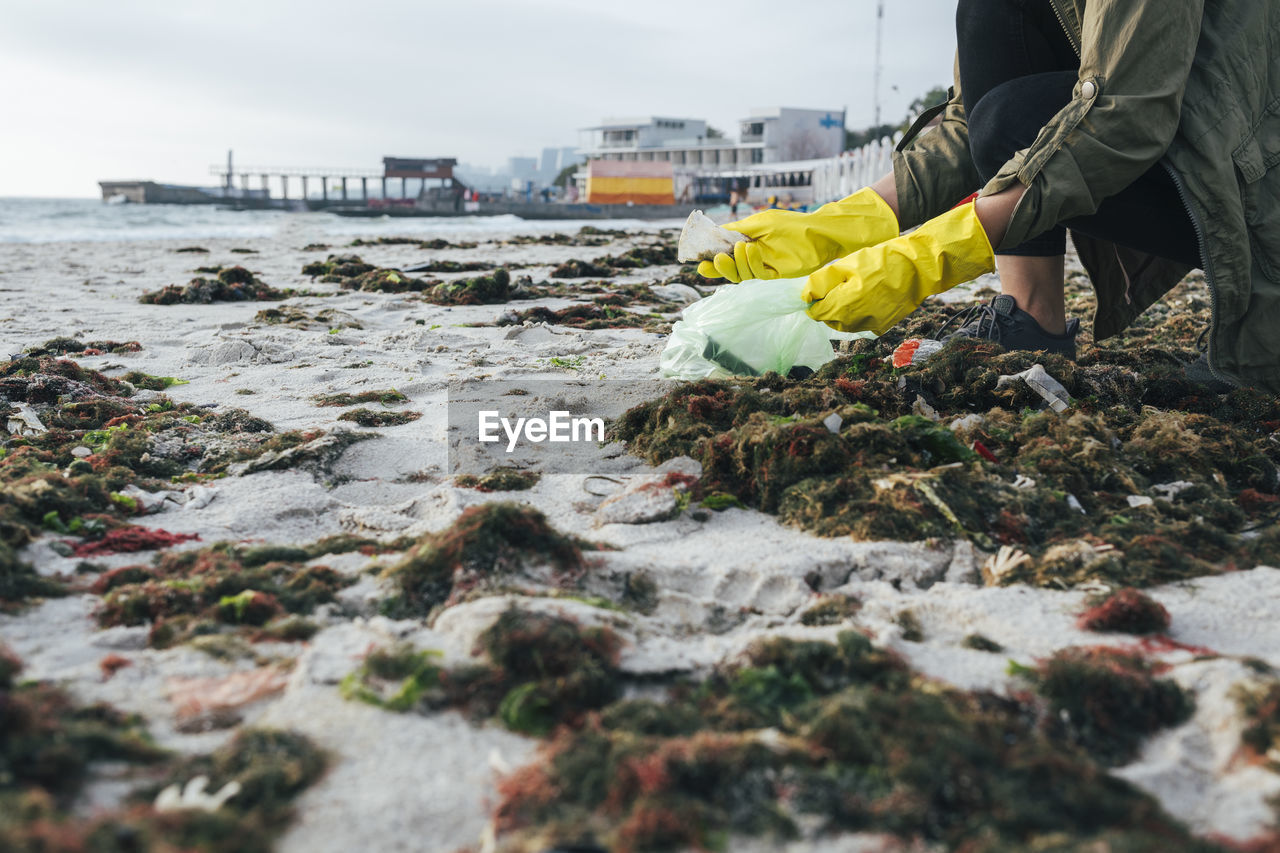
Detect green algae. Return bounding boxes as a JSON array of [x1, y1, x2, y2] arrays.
[[491, 631, 1214, 852], [1235, 678, 1280, 769], [139, 267, 291, 304], [312, 389, 407, 408], [301, 254, 375, 278], [383, 503, 595, 617], [341, 643, 443, 712], [1020, 646, 1194, 765], [94, 545, 352, 644], [455, 468, 541, 492], [799, 595, 860, 626], [336, 408, 421, 427], [422, 268, 512, 304]]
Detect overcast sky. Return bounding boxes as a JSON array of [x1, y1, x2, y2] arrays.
[[0, 0, 957, 198]]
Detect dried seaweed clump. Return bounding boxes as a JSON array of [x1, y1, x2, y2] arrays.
[[139, 267, 287, 304], [493, 631, 1211, 852], [313, 389, 408, 408], [455, 468, 541, 492], [499, 303, 665, 331], [383, 503, 594, 616], [1235, 678, 1280, 769], [1019, 646, 1194, 765], [301, 254, 375, 279], [799, 594, 860, 626], [94, 544, 353, 647], [1078, 588, 1171, 634], [422, 268, 513, 305], [25, 337, 142, 357], [337, 408, 422, 427]]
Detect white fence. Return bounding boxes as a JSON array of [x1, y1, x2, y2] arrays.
[[809, 132, 903, 206]]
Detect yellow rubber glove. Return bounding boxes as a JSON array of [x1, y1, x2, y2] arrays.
[[696, 187, 899, 282], [802, 202, 994, 335]]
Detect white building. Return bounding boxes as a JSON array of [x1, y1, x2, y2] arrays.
[[578, 107, 846, 170]]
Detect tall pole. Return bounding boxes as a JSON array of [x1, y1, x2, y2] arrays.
[[873, 0, 884, 127], [226, 149, 234, 192]]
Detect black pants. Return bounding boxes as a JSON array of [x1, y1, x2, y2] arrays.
[[956, 0, 1201, 266]]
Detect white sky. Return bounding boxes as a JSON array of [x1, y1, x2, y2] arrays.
[[0, 0, 957, 198]]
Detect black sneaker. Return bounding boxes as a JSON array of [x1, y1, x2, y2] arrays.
[[1184, 353, 1234, 393], [936, 294, 1080, 359]]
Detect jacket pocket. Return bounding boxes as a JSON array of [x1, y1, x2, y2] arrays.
[[1233, 100, 1280, 279]]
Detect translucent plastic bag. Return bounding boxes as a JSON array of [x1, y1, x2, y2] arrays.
[[659, 277, 873, 380]]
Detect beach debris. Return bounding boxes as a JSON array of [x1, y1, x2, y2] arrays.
[[799, 594, 860, 625], [676, 209, 749, 262], [404, 259, 494, 273], [25, 337, 142, 357], [154, 775, 242, 812], [594, 457, 701, 526], [255, 306, 362, 330], [350, 235, 479, 249], [962, 633, 1004, 652], [891, 337, 945, 367], [822, 411, 843, 434], [1235, 678, 1280, 768], [167, 666, 289, 722], [174, 246, 209, 253], [7, 402, 47, 434], [313, 388, 408, 407], [648, 282, 701, 304], [981, 545, 1031, 585], [302, 253, 375, 278], [996, 363, 1072, 413]]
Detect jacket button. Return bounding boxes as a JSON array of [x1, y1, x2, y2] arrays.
[[1081, 80, 1097, 99]]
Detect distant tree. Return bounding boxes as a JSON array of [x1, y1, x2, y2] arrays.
[[843, 84, 949, 151], [706, 126, 726, 139], [553, 163, 579, 188]]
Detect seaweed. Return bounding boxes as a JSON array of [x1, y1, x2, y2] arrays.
[[1078, 588, 1171, 635], [799, 595, 860, 626], [383, 503, 594, 617], [612, 291, 1280, 589], [491, 632, 1211, 851], [336, 408, 421, 427], [313, 389, 408, 408], [139, 267, 288, 304], [421, 268, 512, 304], [1020, 646, 1195, 765], [94, 545, 352, 645], [1235, 678, 1280, 769], [455, 468, 541, 492]]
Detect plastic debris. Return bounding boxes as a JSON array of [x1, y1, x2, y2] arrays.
[[891, 337, 946, 368], [822, 412, 843, 435], [7, 403, 47, 435], [995, 363, 1072, 413], [154, 775, 242, 813], [660, 276, 869, 380], [649, 282, 702, 305], [676, 209, 749, 263], [1126, 495, 1155, 508]]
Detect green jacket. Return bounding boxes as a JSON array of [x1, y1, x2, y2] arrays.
[[893, 0, 1280, 391]]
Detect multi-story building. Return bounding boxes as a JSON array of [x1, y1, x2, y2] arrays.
[[578, 107, 846, 170]]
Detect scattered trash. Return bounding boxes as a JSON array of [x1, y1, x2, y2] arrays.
[[660, 277, 869, 380], [1126, 495, 1155, 508], [822, 412, 843, 435], [676, 209, 748, 263], [154, 775, 242, 813], [891, 337, 945, 368], [996, 364, 1072, 413], [7, 403, 47, 435], [648, 282, 701, 304]]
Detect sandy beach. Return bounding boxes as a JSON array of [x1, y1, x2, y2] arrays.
[[3, 213, 1280, 852]]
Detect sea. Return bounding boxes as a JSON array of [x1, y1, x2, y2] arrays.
[[0, 197, 682, 244]]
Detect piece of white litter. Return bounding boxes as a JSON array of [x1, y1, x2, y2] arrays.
[[1126, 495, 1155, 508], [981, 545, 1031, 586], [154, 776, 241, 812], [1151, 480, 1194, 501], [649, 283, 701, 305], [1067, 494, 1086, 514], [676, 209, 749, 263], [912, 395, 941, 421], [822, 412, 843, 435], [184, 486, 217, 510], [71, 446, 92, 458], [949, 413, 985, 433], [1012, 474, 1036, 490], [7, 403, 46, 435], [995, 364, 1071, 413]]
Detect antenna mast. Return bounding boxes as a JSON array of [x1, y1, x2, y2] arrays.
[[873, 0, 884, 127]]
